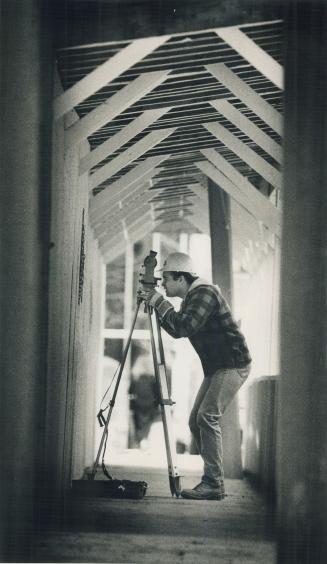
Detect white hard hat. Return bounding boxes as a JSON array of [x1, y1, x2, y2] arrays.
[[160, 252, 197, 276]]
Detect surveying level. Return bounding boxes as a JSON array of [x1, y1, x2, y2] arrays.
[[90, 250, 182, 498]]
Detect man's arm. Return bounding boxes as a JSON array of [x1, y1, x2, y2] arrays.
[[155, 287, 218, 338]]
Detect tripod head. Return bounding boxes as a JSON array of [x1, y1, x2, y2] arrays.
[[137, 250, 161, 304]]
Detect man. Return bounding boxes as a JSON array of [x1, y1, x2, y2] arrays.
[[140, 252, 251, 500]]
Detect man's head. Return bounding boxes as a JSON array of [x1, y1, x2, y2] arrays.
[[160, 252, 198, 298]]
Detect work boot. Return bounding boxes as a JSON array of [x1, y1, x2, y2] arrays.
[[181, 481, 225, 500]]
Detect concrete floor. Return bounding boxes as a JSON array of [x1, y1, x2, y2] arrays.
[[34, 456, 277, 563]]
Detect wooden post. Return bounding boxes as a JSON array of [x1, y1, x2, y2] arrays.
[[0, 0, 53, 560], [277, 2, 327, 562]]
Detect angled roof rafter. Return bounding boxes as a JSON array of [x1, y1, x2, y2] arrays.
[[94, 191, 151, 238], [99, 210, 153, 253], [204, 121, 281, 190], [216, 27, 283, 89], [80, 107, 171, 174], [206, 63, 282, 134], [89, 127, 175, 190], [90, 155, 168, 217], [210, 99, 282, 163], [54, 35, 170, 118], [55, 19, 284, 247], [90, 181, 150, 229], [199, 149, 281, 236], [66, 70, 170, 148]]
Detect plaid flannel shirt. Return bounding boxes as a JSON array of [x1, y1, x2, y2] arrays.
[[154, 279, 251, 377]]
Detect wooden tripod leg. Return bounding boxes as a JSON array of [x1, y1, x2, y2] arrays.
[[147, 309, 182, 497]]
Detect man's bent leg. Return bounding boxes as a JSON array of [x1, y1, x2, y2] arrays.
[[188, 377, 211, 455], [198, 367, 250, 486], [181, 367, 250, 500]]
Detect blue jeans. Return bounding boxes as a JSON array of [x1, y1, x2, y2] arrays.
[[189, 365, 251, 486]]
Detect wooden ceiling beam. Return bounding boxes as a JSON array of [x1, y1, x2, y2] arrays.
[[94, 192, 151, 238], [54, 36, 169, 119], [197, 156, 281, 237], [80, 107, 171, 174], [102, 217, 154, 264], [90, 176, 152, 224], [99, 211, 153, 253], [89, 127, 175, 190], [202, 147, 281, 222], [206, 63, 282, 134], [98, 201, 152, 245], [217, 27, 283, 89], [90, 181, 150, 228], [89, 155, 168, 217], [204, 121, 282, 190], [65, 70, 169, 148], [211, 99, 282, 163]]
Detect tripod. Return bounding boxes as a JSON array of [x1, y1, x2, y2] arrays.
[[90, 296, 182, 498]]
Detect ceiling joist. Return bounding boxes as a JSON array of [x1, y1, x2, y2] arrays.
[[54, 35, 169, 119], [198, 159, 280, 237], [94, 192, 151, 238], [204, 121, 281, 190], [98, 199, 153, 241], [89, 155, 168, 217], [55, 20, 284, 259], [65, 71, 170, 148], [102, 217, 155, 264], [216, 27, 283, 89], [91, 181, 150, 228], [89, 127, 175, 190], [198, 152, 281, 236], [206, 63, 282, 134], [100, 210, 153, 253], [80, 107, 171, 174], [211, 99, 282, 163]]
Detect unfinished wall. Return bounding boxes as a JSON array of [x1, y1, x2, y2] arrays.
[[45, 82, 104, 509], [232, 200, 280, 489], [232, 198, 280, 382]]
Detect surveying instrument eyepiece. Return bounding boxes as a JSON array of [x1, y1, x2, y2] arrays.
[[90, 250, 182, 498]]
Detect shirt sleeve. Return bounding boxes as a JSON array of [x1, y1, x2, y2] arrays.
[[155, 287, 218, 338]]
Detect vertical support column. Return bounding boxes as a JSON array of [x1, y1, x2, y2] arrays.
[[277, 2, 327, 562], [123, 244, 134, 448], [0, 0, 53, 560], [208, 179, 242, 478]]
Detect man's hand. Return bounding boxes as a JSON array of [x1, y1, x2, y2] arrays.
[[137, 288, 162, 307]]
